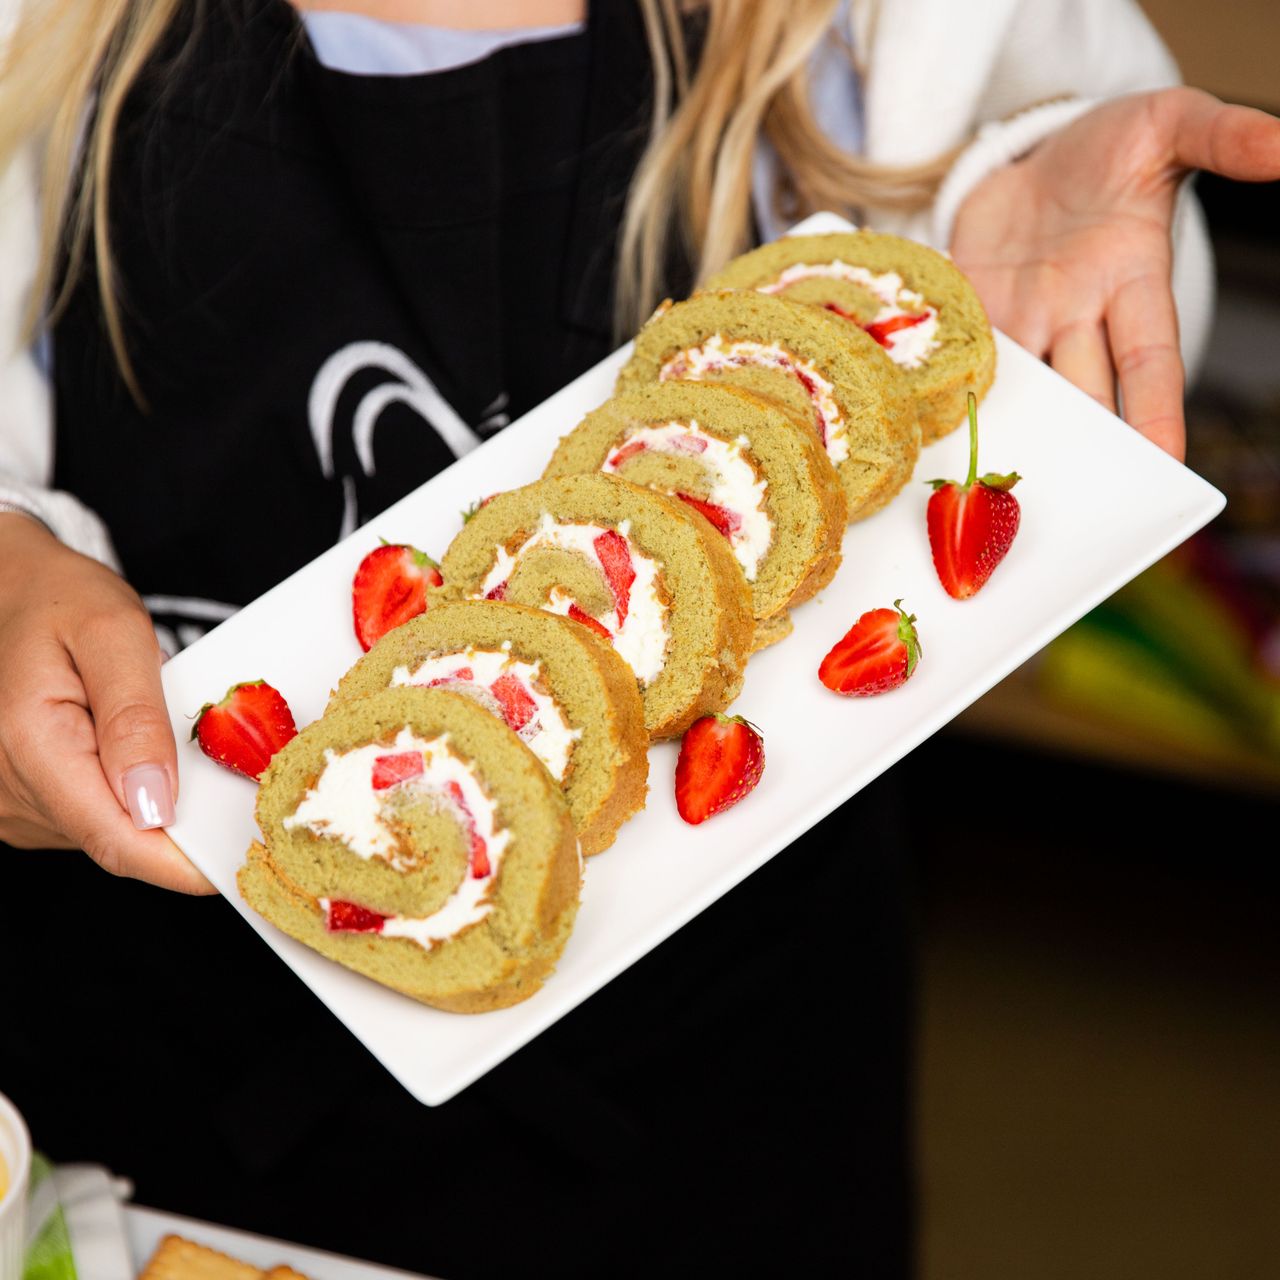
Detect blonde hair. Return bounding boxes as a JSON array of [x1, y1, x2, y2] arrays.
[[0, 0, 955, 387]]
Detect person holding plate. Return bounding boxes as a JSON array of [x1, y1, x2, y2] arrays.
[[1, 0, 1277, 1274]]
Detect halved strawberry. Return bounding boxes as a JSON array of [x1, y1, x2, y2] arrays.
[[818, 600, 921, 696], [445, 780, 490, 878], [594, 528, 635, 625], [490, 674, 537, 732], [352, 540, 442, 652], [927, 392, 1021, 599], [372, 751, 425, 791], [327, 900, 388, 933], [567, 601, 612, 640], [674, 713, 765, 825], [676, 492, 742, 537], [485, 581, 508, 601], [863, 311, 928, 347], [192, 680, 297, 781]]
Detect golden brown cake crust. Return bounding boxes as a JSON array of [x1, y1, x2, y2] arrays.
[[240, 687, 581, 1014]]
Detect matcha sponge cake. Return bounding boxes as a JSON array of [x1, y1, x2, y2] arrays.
[[617, 289, 919, 521], [704, 231, 996, 444], [433, 472, 754, 740], [544, 383, 846, 647], [333, 601, 648, 856], [238, 687, 580, 1014]]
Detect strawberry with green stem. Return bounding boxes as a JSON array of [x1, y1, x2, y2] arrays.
[[192, 680, 297, 780], [819, 600, 922, 696], [926, 392, 1022, 600]]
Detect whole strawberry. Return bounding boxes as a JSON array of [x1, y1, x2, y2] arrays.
[[352, 540, 442, 651], [674, 713, 765, 825], [192, 680, 297, 780], [819, 600, 921, 696], [927, 392, 1021, 599]]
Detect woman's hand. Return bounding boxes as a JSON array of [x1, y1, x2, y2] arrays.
[[950, 88, 1280, 461], [0, 514, 214, 893]]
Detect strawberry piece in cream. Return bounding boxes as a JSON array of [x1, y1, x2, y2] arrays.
[[568, 601, 612, 640], [372, 751, 425, 790], [593, 529, 635, 626], [761, 260, 941, 369], [659, 336, 849, 466], [602, 422, 771, 580], [392, 649, 582, 781], [425, 665, 474, 687], [676, 492, 741, 537], [445, 780, 490, 879], [863, 312, 929, 347], [474, 516, 670, 685], [608, 438, 649, 467], [327, 900, 389, 933], [490, 673, 537, 732]]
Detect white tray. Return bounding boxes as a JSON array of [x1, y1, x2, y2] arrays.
[[126, 1206, 440, 1280], [159, 214, 1224, 1105]]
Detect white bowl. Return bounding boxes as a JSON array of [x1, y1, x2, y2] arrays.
[[0, 1092, 31, 1280]]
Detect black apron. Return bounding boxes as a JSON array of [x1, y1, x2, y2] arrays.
[[52, 0, 661, 619], [9, 4, 914, 1275]]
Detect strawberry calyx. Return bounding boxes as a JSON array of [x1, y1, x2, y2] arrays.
[[891, 599, 922, 679], [379, 536, 440, 574], [926, 392, 1020, 494]]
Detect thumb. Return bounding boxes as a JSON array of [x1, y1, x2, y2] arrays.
[[69, 608, 180, 833]]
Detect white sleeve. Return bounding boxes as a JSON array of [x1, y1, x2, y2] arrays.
[[0, 140, 122, 568], [857, 0, 1214, 379]]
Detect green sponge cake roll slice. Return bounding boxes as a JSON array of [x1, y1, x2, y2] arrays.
[[616, 290, 920, 522], [433, 473, 754, 740], [703, 231, 996, 445], [332, 601, 648, 856], [543, 383, 846, 645], [238, 686, 580, 1014]]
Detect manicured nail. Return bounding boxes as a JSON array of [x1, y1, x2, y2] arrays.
[[123, 763, 175, 829]]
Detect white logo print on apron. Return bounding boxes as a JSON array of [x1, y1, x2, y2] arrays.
[[308, 341, 485, 538]]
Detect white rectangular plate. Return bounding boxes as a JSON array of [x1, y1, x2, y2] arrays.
[[126, 1205, 441, 1280], [160, 215, 1224, 1106]]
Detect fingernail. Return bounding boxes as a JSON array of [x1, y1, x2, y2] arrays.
[[123, 763, 175, 829]]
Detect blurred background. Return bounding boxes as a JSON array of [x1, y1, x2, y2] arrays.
[[916, 2, 1280, 1275]]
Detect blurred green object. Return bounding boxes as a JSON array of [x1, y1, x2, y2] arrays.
[[1040, 551, 1280, 756], [23, 1157, 74, 1280]]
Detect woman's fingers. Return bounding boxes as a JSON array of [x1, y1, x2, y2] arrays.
[[26, 706, 213, 892], [68, 606, 179, 830], [1160, 88, 1280, 183], [1107, 270, 1186, 460], [1049, 320, 1117, 413], [3, 691, 214, 892]]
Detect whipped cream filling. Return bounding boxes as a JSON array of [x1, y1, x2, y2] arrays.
[[602, 420, 772, 581], [391, 645, 582, 781], [474, 515, 670, 685], [285, 727, 510, 947], [759, 260, 941, 369], [659, 335, 850, 466]]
